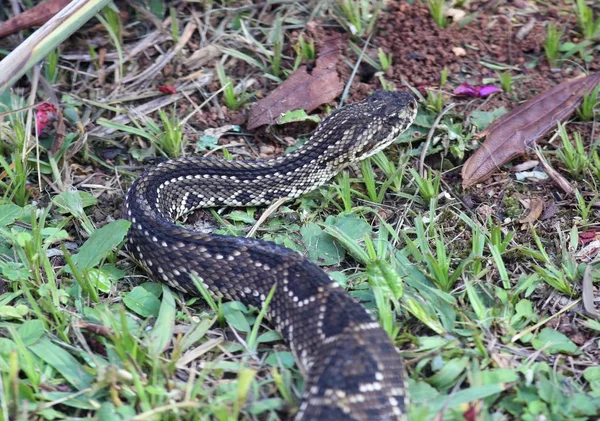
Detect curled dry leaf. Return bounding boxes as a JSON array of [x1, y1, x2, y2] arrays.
[[519, 197, 545, 224], [582, 263, 599, 319], [247, 35, 344, 130], [462, 72, 600, 188], [0, 0, 72, 40]]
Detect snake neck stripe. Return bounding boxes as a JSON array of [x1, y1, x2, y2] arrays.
[[123, 90, 417, 420]]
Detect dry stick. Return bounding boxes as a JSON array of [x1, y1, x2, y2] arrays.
[[247, 197, 287, 238], [0, 0, 111, 93], [339, 32, 373, 108], [511, 298, 581, 343], [88, 74, 213, 137], [419, 103, 456, 178], [533, 144, 574, 195], [123, 22, 197, 88], [30, 66, 47, 192]]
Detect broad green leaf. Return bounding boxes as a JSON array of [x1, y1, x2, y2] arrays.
[[87, 268, 112, 293], [222, 301, 250, 333], [531, 327, 580, 355], [277, 109, 320, 125], [71, 219, 130, 270], [39, 391, 98, 410], [301, 223, 343, 265], [181, 317, 216, 352], [265, 351, 295, 368], [52, 191, 96, 216], [367, 259, 403, 300], [17, 319, 44, 345], [29, 338, 94, 389], [0, 304, 28, 319], [0, 204, 23, 226], [426, 356, 468, 390], [257, 331, 281, 343], [123, 284, 161, 318], [470, 107, 507, 130], [146, 285, 176, 356]]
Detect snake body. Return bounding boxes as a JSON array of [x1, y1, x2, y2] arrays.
[[123, 90, 417, 420]]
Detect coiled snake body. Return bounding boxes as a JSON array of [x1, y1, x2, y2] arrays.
[[123, 90, 417, 420]]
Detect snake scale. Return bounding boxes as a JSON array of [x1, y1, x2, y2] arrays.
[[123, 90, 417, 420]]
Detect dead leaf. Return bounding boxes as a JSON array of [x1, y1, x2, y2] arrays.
[[452, 47, 467, 57], [519, 197, 544, 224], [582, 263, 599, 318], [510, 160, 539, 172], [247, 36, 344, 130], [462, 72, 600, 187], [184, 45, 222, 70], [541, 200, 558, 220], [0, 0, 72, 40], [73, 321, 114, 338], [50, 107, 66, 155], [535, 146, 574, 195]]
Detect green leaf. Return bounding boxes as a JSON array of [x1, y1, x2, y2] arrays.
[[228, 211, 256, 224], [265, 351, 295, 368], [71, 219, 130, 270], [367, 260, 403, 299], [531, 327, 580, 355], [146, 285, 176, 356], [426, 356, 468, 389], [39, 391, 98, 410], [0, 204, 23, 226], [181, 317, 216, 352], [123, 284, 161, 318], [470, 107, 507, 130], [87, 268, 113, 293], [29, 338, 94, 389], [17, 319, 45, 345], [277, 109, 321, 125], [197, 135, 220, 151], [222, 301, 250, 333], [52, 191, 97, 215], [257, 330, 281, 343], [0, 304, 29, 319], [301, 223, 344, 265]]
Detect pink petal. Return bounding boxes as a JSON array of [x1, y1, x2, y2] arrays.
[[453, 82, 478, 96], [35, 103, 57, 133], [477, 85, 502, 97]]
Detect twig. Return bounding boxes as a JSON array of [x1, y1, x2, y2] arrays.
[[419, 103, 456, 177]]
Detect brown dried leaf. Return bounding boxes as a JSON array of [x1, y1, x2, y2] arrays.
[[462, 72, 600, 188], [0, 0, 72, 40], [519, 197, 545, 224], [247, 36, 344, 130], [582, 264, 599, 319]]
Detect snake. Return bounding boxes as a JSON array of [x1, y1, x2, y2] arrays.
[[122, 89, 417, 420]]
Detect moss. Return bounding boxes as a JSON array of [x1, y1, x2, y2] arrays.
[[502, 195, 522, 219]]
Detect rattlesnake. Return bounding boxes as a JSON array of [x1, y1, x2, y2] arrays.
[[123, 90, 417, 420]]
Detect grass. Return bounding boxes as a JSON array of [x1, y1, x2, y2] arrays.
[[377, 47, 393, 72], [578, 83, 600, 121], [544, 21, 562, 67], [498, 71, 512, 93], [555, 122, 590, 179], [0, 1, 600, 421], [575, 0, 600, 40], [426, 0, 448, 29], [333, 0, 382, 38]]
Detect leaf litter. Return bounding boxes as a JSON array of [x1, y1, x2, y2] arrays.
[[462, 72, 600, 187], [247, 35, 344, 129]]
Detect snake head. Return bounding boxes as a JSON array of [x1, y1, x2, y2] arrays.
[[313, 90, 417, 168], [354, 89, 418, 160]]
